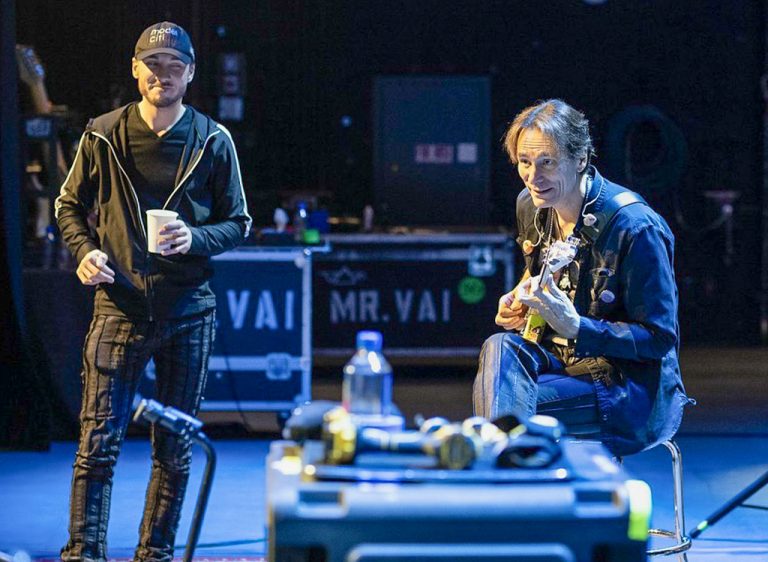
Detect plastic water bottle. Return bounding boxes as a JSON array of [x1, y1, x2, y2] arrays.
[[342, 331, 402, 429]]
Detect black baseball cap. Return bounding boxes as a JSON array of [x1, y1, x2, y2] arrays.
[[134, 22, 195, 65]]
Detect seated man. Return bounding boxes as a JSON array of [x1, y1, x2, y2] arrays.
[[473, 99, 690, 456]]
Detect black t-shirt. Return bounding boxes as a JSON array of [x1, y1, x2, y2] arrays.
[[124, 104, 193, 220]]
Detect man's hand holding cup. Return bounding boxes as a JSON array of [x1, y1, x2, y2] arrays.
[[146, 209, 191, 256], [158, 220, 192, 256]]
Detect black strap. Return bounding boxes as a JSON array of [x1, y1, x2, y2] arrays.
[[579, 190, 646, 244]]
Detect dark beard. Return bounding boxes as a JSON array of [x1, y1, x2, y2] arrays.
[[140, 82, 187, 108], [150, 93, 182, 107]]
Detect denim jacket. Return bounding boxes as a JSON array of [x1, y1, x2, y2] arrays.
[[516, 168, 690, 455]]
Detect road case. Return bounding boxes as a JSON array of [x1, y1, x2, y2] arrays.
[[373, 76, 492, 226], [313, 233, 514, 362], [202, 248, 313, 413]]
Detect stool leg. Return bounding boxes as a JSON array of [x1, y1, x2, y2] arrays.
[[664, 440, 689, 562], [647, 440, 692, 560]]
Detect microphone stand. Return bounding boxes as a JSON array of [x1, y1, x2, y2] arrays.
[[133, 399, 217, 562]]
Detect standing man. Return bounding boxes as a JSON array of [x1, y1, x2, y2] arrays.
[[473, 99, 690, 456], [55, 22, 251, 561]]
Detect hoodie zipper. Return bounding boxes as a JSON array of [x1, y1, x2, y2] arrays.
[[92, 132, 155, 321], [162, 130, 219, 209]]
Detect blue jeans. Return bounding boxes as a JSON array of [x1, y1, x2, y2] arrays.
[[473, 333, 602, 435], [61, 311, 215, 562]]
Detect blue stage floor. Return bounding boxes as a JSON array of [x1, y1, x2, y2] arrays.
[[0, 434, 766, 561]]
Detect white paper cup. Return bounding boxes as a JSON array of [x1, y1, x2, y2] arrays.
[[146, 209, 178, 253]]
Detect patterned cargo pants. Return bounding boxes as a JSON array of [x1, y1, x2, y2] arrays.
[[61, 310, 215, 562]]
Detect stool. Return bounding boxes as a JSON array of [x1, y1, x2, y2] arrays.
[[569, 431, 692, 560], [643, 440, 692, 561]]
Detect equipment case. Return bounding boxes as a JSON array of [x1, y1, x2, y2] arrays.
[[313, 233, 514, 363], [266, 439, 650, 562], [201, 248, 313, 413]]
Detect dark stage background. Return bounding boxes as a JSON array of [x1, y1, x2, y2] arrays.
[[5, 0, 767, 447], [16, 0, 766, 345]]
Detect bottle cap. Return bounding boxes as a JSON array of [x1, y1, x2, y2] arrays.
[[356, 330, 383, 351]]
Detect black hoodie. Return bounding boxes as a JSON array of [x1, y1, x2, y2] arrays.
[[55, 102, 252, 320]]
